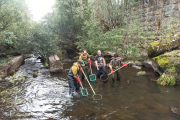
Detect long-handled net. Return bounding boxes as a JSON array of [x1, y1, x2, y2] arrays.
[[82, 70, 102, 100], [89, 65, 96, 82], [100, 65, 127, 81], [79, 83, 88, 96]]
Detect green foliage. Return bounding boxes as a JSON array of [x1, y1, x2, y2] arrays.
[[0, 0, 33, 55], [0, 56, 14, 66], [160, 19, 180, 41], [0, 30, 16, 44], [42, 0, 90, 51], [31, 22, 59, 62], [45, 62, 49, 67], [157, 73, 176, 86], [75, 0, 156, 59]]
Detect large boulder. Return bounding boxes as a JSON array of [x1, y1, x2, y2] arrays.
[[49, 55, 63, 73], [143, 58, 163, 75], [152, 50, 180, 85], [148, 33, 180, 58]]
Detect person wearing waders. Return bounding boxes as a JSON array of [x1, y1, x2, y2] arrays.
[[79, 50, 91, 81], [67, 60, 85, 96], [109, 53, 127, 81], [95, 50, 107, 77]]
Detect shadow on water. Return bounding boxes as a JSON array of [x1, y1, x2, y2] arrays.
[[0, 56, 180, 120]]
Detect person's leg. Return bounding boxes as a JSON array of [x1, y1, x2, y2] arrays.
[[87, 66, 90, 78], [74, 80, 80, 93], [99, 65, 107, 74], [117, 70, 121, 81], [112, 72, 115, 82], [81, 67, 85, 81], [84, 66, 89, 80], [68, 76, 75, 96]]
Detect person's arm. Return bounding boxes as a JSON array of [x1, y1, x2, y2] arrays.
[[95, 60, 99, 70], [103, 58, 106, 66], [72, 66, 81, 83], [95, 55, 99, 70], [79, 55, 82, 60], [73, 75, 78, 79], [87, 53, 90, 60], [109, 60, 113, 74]]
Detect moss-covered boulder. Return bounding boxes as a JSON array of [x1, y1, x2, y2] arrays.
[[152, 50, 180, 85], [148, 33, 180, 58]]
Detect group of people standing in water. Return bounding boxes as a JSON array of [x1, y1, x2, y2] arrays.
[[67, 49, 128, 96]]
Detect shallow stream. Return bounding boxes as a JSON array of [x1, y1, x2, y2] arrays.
[[1, 56, 180, 120]]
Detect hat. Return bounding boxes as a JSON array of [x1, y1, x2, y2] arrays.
[[78, 60, 85, 66]]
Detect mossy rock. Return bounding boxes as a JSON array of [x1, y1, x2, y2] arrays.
[[148, 33, 180, 58], [136, 71, 147, 76], [33, 72, 38, 78], [153, 50, 180, 85]]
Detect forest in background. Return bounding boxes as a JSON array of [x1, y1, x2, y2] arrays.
[[0, 0, 179, 65]]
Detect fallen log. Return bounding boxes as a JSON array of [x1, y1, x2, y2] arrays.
[[0, 55, 24, 77]]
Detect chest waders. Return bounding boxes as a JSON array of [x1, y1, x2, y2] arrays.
[[100, 59, 122, 81], [68, 64, 88, 96], [80, 55, 90, 81], [68, 64, 80, 95], [112, 59, 121, 81]]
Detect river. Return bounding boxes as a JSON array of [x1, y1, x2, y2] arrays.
[[0, 56, 180, 120]]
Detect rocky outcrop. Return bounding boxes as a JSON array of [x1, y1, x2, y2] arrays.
[[104, 51, 116, 57], [147, 33, 180, 85], [0, 56, 24, 77], [148, 33, 180, 58], [152, 50, 180, 85], [143, 58, 164, 75], [49, 55, 63, 73]]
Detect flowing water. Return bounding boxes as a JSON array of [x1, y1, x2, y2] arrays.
[[1, 56, 180, 120]]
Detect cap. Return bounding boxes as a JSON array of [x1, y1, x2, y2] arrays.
[[78, 60, 85, 66]]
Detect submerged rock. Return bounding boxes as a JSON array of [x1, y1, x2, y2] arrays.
[[143, 58, 163, 75], [148, 33, 180, 58], [136, 71, 147, 76], [132, 65, 142, 69], [32, 72, 38, 78], [171, 107, 180, 116]]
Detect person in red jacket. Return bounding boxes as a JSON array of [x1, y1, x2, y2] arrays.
[[109, 53, 127, 81], [67, 60, 85, 96]]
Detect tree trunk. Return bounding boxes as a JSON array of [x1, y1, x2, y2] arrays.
[[79, 0, 84, 18]]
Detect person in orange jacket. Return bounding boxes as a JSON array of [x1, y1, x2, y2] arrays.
[[109, 53, 127, 81]]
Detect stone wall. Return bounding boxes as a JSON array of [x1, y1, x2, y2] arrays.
[[140, 0, 180, 31]]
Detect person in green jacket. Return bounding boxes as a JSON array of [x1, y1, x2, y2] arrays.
[[109, 53, 127, 82], [79, 50, 91, 81], [67, 60, 85, 96]]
